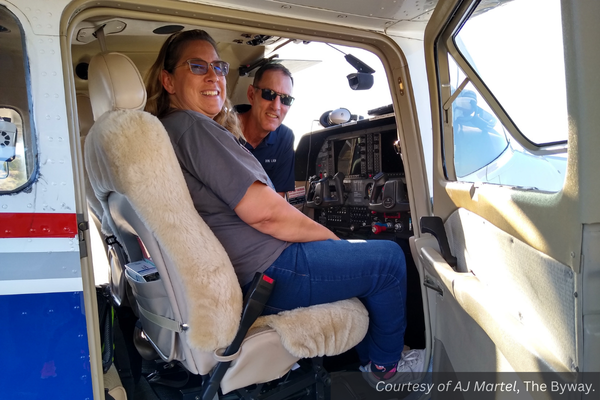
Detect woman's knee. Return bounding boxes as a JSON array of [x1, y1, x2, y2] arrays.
[[377, 241, 407, 279], [370, 239, 405, 260]]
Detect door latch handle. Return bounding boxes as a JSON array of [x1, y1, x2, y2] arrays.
[[420, 216, 457, 269]]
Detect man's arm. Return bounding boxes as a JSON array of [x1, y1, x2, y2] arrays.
[[235, 181, 339, 242]]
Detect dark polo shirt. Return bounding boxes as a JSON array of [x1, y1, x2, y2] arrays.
[[236, 105, 296, 193]]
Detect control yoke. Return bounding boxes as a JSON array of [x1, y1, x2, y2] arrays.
[[306, 172, 345, 208], [368, 172, 410, 212]]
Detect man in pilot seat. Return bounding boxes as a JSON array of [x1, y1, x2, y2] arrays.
[[236, 63, 296, 198]]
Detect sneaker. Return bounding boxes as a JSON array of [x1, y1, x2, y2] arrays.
[[395, 349, 426, 378], [361, 349, 426, 387]]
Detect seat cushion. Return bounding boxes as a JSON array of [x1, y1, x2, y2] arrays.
[[252, 297, 369, 358]]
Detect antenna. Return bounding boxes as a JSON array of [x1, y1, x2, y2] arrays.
[[326, 43, 347, 55], [326, 43, 375, 89]]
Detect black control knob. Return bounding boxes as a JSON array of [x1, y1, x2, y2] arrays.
[[383, 197, 395, 209]]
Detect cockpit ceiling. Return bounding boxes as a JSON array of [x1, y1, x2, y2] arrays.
[[182, 0, 438, 21], [71, 0, 517, 49], [268, 0, 433, 20], [70, 16, 319, 91], [72, 18, 286, 49], [176, 0, 438, 37], [176, 0, 515, 39]]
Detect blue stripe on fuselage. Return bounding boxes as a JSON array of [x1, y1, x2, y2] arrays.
[[0, 291, 93, 399]]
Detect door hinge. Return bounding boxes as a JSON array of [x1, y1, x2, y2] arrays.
[[77, 213, 89, 259]]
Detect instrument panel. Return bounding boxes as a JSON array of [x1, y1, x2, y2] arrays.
[[300, 114, 413, 239]]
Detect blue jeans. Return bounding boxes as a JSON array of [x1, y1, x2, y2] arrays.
[[248, 239, 407, 366]]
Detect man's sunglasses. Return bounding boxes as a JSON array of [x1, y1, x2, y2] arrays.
[[253, 86, 295, 106], [175, 59, 230, 76]]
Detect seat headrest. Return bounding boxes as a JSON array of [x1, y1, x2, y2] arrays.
[[76, 93, 94, 137], [88, 52, 147, 121]]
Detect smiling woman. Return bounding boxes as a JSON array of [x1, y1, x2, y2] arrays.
[[144, 29, 340, 282], [161, 41, 227, 118], [142, 28, 424, 383], [144, 29, 242, 137]]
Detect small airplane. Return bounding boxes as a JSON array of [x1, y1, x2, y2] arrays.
[[0, 0, 595, 399]]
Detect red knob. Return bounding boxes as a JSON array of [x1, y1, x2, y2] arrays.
[[372, 225, 387, 234]]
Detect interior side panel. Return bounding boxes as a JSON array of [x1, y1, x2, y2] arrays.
[[581, 223, 600, 372], [430, 285, 500, 373], [446, 208, 576, 371], [414, 208, 577, 379]]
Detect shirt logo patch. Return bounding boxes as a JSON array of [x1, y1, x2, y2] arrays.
[[264, 159, 277, 163]]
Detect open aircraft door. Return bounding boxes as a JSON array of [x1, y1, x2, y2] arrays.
[[410, 0, 600, 396]]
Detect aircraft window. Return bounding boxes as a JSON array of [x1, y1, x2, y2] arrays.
[[0, 6, 36, 192], [448, 55, 566, 192], [273, 42, 392, 146], [453, 0, 567, 146]]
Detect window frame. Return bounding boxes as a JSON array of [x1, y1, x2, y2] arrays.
[[0, 5, 38, 195], [434, 0, 568, 181]]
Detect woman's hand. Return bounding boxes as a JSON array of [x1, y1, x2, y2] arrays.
[[234, 181, 339, 242]]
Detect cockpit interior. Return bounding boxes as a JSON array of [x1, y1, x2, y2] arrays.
[[71, 12, 424, 400]]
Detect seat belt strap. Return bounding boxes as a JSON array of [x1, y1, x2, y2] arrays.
[[136, 302, 185, 333]]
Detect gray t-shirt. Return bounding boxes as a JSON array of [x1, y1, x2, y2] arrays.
[[161, 110, 289, 285]]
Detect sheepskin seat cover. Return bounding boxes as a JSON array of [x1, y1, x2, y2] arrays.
[[253, 297, 369, 358], [85, 109, 242, 350], [85, 109, 369, 357]]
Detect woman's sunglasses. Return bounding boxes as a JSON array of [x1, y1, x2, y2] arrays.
[[253, 86, 295, 106], [175, 59, 230, 76]]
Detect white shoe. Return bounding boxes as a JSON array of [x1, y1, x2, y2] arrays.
[[362, 349, 426, 387], [395, 349, 426, 378]]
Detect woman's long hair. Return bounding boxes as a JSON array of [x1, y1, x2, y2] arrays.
[[145, 29, 243, 138]]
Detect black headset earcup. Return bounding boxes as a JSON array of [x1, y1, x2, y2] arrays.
[[319, 110, 333, 127]]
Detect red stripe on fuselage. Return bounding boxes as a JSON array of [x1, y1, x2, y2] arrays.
[[0, 213, 78, 238]]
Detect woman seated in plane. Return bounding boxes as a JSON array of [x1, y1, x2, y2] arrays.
[[144, 29, 424, 384]]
